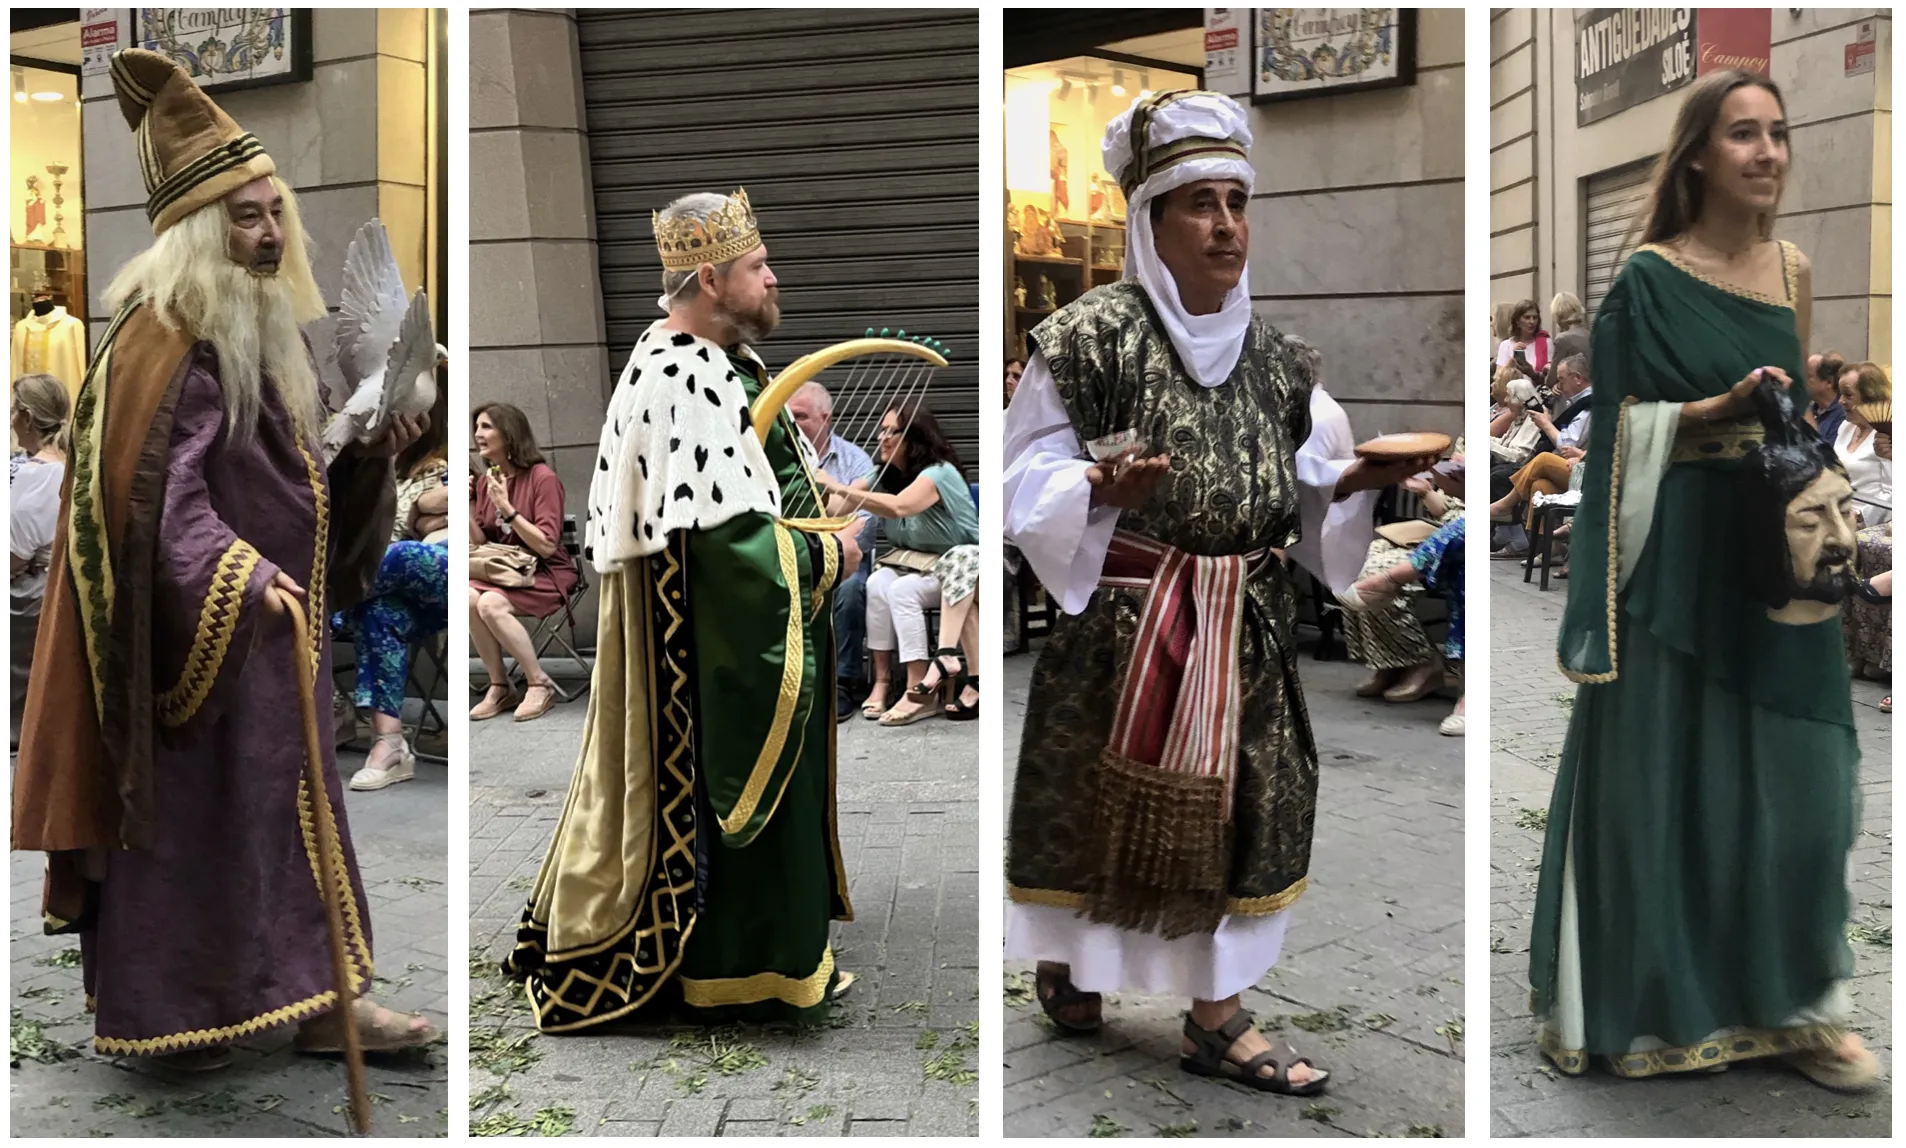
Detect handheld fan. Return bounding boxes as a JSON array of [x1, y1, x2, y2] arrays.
[[753, 328, 951, 532]]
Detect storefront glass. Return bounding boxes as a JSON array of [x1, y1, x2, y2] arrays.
[[1002, 56, 1196, 358], [10, 44, 85, 327]]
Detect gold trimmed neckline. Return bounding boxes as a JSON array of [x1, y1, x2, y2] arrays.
[[1635, 241, 1796, 312]]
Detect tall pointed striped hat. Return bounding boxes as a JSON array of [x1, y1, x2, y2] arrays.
[[110, 48, 276, 235]]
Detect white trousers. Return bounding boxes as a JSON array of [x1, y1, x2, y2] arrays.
[[865, 566, 942, 663]]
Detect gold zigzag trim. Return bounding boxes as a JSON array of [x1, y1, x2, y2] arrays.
[[295, 435, 330, 681], [681, 946, 834, 1009], [1636, 241, 1797, 311], [1007, 878, 1309, 917], [94, 989, 341, 1056], [298, 778, 373, 981], [156, 539, 261, 727]]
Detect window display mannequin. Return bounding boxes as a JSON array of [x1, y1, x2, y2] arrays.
[[12, 287, 86, 401]]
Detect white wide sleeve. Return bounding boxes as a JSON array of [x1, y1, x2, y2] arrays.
[[1002, 352, 1121, 614], [1286, 387, 1380, 594]]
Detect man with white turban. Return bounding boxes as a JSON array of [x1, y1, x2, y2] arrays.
[[1003, 90, 1431, 1094]]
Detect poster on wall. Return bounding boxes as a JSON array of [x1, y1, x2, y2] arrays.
[[1694, 8, 1770, 77], [81, 8, 122, 75], [1251, 8, 1417, 103], [1575, 9, 1695, 126], [1205, 9, 1252, 99], [129, 8, 314, 92]]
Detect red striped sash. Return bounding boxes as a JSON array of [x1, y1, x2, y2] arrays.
[[1100, 531, 1260, 812]]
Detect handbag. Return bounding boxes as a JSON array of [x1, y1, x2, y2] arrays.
[[471, 541, 537, 588], [1375, 520, 1438, 549], [876, 547, 941, 574]]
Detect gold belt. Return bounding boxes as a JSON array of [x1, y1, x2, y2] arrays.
[[1670, 417, 1763, 462]]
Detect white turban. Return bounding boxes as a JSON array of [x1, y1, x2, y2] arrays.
[[1103, 91, 1256, 388]]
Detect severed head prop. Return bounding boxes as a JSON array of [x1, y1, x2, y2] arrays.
[[1739, 377, 1858, 622]]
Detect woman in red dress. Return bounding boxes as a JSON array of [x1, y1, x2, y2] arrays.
[[469, 402, 577, 722]]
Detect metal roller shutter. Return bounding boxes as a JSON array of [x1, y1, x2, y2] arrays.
[[1582, 159, 1655, 323], [577, 8, 981, 478]]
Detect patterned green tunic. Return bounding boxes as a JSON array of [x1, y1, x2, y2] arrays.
[[1006, 281, 1323, 922]]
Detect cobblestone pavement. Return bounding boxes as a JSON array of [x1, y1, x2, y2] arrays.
[[9, 736, 450, 1137], [1489, 558, 1892, 1137], [468, 671, 979, 1137], [1003, 635, 1466, 1138]]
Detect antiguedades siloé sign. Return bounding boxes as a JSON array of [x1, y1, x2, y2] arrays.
[[1575, 8, 1695, 126]]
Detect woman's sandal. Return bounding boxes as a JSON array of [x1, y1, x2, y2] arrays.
[[861, 682, 893, 720], [513, 681, 557, 723], [1180, 1008, 1330, 1095], [1035, 966, 1102, 1035], [945, 675, 979, 721], [294, 998, 437, 1055], [1780, 1038, 1883, 1093], [470, 681, 517, 721], [909, 648, 965, 701]]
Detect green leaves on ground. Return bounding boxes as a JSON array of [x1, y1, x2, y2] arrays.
[[1088, 1113, 1128, 1137], [10, 1011, 83, 1067]]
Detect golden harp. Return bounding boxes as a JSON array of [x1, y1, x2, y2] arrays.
[[750, 329, 951, 533]]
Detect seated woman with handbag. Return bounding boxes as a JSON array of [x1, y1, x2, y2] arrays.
[[469, 402, 577, 724], [814, 402, 979, 726], [336, 409, 451, 790]]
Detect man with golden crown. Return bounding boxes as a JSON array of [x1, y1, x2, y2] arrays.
[[504, 189, 862, 1029], [11, 49, 434, 1067], [1002, 91, 1431, 1094]]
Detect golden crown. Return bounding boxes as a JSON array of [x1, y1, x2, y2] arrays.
[[654, 188, 762, 272]]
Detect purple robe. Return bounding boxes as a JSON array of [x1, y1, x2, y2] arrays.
[[81, 354, 392, 1055]]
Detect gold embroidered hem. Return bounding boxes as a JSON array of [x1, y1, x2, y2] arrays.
[[1558, 401, 1628, 685], [296, 775, 373, 984], [1538, 1020, 1841, 1079], [94, 987, 341, 1056], [1007, 877, 1308, 918], [156, 538, 261, 726], [681, 945, 834, 1009]]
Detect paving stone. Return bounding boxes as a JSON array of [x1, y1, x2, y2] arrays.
[[1488, 560, 1891, 1137]]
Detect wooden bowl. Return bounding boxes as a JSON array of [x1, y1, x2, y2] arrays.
[[1354, 431, 1452, 462]]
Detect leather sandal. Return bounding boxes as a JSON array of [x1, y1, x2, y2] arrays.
[[1180, 1008, 1329, 1095], [1035, 965, 1101, 1034], [513, 682, 557, 723], [909, 648, 964, 701], [470, 682, 517, 721], [945, 675, 979, 721], [861, 682, 893, 720], [295, 998, 437, 1055]]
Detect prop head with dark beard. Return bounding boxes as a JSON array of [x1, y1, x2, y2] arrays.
[[1739, 377, 1859, 621]]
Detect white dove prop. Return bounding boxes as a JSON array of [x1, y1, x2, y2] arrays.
[[322, 218, 442, 462]]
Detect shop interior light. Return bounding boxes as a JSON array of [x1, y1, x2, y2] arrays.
[[1111, 68, 1126, 97], [30, 91, 63, 102], [11, 69, 26, 104]]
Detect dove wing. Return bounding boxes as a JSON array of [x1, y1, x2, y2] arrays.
[[372, 288, 438, 432], [333, 219, 410, 386]]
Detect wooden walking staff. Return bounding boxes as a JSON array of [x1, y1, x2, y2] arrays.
[[271, 587, 372, 1135]]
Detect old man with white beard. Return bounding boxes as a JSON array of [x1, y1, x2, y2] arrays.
[[13, 48, 433, 1067], [1002, 90, 1429, 1094]]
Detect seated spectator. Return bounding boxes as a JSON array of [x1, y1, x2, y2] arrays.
[[10, 374, 68, 747], [336, 404, 450, 790], [1489, 367, 1552, 554], [1342, 471, 1464, 702], [1834, 361, 1891, 528], [469, 402, 577, 724], [786, 380, 877, 721], [1489, 354, 1593, 542], [1805, 351, 1847, 445], [1544, 292, 1587, 409], [1341, 516, 1466, 735], [813, 402, 978, 725], [1851, 571, 1892, 711]]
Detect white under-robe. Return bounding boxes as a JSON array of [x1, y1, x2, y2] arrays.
[[1002, 350, 1365, 1000]]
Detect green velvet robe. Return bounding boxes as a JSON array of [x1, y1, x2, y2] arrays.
[[505, 338, 851, 1031]]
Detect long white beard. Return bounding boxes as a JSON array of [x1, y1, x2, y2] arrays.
[[192, 261, 323, 447]]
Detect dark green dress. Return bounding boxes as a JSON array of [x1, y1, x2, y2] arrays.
[[1529, 241, 1859, 1076]]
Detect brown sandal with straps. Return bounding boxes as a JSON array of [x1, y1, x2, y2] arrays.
[[1180, 1007, 1330, 1095]]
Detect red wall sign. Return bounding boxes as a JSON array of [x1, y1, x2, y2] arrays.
[[1695, 8, 1773, 78]]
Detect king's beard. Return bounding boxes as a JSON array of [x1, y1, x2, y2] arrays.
[[105, 195, 325, 448], [714, 288, 781, 347]]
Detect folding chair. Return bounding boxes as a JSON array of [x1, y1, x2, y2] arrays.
[[506, 515, 595, 702]]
